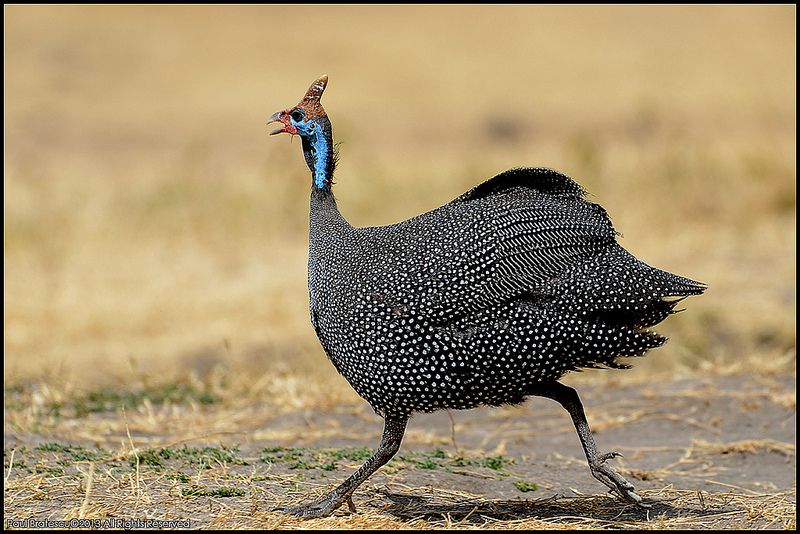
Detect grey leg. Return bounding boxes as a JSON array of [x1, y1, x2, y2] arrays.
[[533, 382, 645, 506], [275, 415, 408, 518]]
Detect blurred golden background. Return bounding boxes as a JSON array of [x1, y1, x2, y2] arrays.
[[4, 6, 796, 408]]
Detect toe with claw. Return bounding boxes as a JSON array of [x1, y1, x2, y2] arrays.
[[274, 492, 349, 519], [588, 451, 648, 507]]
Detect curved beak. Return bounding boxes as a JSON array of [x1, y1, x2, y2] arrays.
[[267, 111, 287, 135]]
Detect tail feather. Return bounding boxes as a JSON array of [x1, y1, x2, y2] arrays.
[[553, 244, 706, 316], [544, 244, 704, 371]]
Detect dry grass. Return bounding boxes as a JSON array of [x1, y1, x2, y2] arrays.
[[3, 5, 797, 529], [4, 372, 795, 529], [3, 444, 795, 529]]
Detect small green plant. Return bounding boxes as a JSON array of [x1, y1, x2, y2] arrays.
[[414, 458, 440, 470], [69, 449, 111, 462], [288, 458, 316, 470], [445, 455, 514, 478], [35, 443, 78, 453], [49, 384, 220, 418], [397, 452, 445, 470], [133, 448, 173, 468], [515, 480, 538, 492], [319, 460, 338, 471], [6, 457, 27, 470], [35, 443, 110, 462], [35, 466, 65, 476], [260, 447, 305, 464], [134, 445, 246, 469], [324, 447, 373, 462], [475, 455, 510, 471]]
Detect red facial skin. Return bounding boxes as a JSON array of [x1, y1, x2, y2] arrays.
[[268, 111, 298, 136], [280, 112, 298, 135]]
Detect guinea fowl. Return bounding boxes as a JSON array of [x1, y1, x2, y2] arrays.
[[268, 75, 705, 518]]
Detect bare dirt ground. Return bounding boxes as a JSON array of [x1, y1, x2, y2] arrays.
[[4, 373, 795, 529]]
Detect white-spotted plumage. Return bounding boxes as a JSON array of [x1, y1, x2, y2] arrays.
[[308, 167, 705, 418]]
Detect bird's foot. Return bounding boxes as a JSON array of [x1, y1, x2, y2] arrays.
[[274, 492, 355, 519], [588, 451, 649, 507]]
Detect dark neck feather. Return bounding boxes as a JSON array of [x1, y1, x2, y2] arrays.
[[305, 115, 347, 234], [302, 116, 336, 192]]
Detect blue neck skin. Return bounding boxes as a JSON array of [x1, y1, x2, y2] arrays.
[[296, 119, 333, 192]]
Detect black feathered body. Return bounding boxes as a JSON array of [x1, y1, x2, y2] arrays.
[[308, 168, 704, 418]]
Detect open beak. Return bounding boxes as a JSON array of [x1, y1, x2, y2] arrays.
[[267, 111, 287, 135]]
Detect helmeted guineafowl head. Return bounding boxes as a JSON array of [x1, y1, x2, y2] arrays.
[[268, 75, 335, 190]]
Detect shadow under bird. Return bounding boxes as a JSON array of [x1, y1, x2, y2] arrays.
[[267, 75, 706, 518]]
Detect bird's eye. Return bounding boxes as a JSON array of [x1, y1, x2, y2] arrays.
[[290, 109, 305, 122]]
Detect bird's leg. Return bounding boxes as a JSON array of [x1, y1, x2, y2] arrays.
[[275, 415, 408, 519], [533, 382, 646, 506]]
